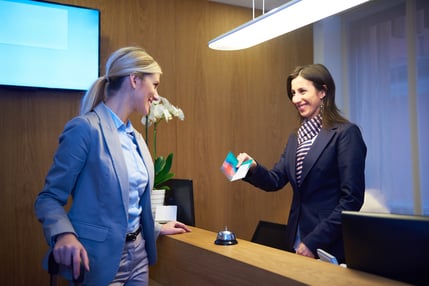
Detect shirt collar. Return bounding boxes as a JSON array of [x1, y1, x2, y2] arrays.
[[105, 104, 133, 133]]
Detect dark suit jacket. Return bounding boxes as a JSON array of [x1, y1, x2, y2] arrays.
[[244, 122, 366, 262]]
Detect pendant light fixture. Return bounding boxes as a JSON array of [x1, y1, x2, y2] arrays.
[[208, 0, 371, 51]]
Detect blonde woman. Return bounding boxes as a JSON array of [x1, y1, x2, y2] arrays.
[[35, 47, 190, 285]]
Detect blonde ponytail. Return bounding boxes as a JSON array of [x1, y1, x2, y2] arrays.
[[80, 76, 108, 115], [79, 47, 162, 115]]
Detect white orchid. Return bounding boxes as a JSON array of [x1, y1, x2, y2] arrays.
[[142, 96, 184, 127], [141, 96, 184, 190]]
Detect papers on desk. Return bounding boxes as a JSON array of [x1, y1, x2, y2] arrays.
[[155, 205, 177, 223], [220, 151, 252, 181]]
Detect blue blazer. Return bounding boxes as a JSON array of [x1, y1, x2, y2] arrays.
[[244, 122, 366, 262], [35, 103, 159, 286]]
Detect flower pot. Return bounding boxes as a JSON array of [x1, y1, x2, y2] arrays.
[[151, 189, 166, 218]]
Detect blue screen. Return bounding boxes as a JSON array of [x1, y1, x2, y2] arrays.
[[0, 0, 99, 90]]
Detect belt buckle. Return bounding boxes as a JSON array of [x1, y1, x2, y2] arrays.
[[126, 227, 140, 242], [126, 232, 137, 242]]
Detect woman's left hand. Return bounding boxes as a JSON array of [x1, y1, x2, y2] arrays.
[[160, 221, 192, 235], [295, 242, 315, 258]]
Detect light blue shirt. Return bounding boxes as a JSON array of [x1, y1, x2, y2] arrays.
[[106, 107, 148, 233]]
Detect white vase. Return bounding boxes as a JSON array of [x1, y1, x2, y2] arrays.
[[151, 189, 166, 218]]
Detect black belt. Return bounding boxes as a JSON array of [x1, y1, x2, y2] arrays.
[[126, 226, 141, 242]]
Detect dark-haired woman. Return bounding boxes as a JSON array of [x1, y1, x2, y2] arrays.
[[237, 64, 366, 264]]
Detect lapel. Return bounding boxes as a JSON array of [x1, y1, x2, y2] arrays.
[[93, 103, 130, 211], [287, 133, 299, 189], [133, 130, 154, 191], [299, 126, 336, 186]]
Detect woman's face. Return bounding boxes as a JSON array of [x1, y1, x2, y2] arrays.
[[132, 73, 160, 116], [290, 75, 325, 119]]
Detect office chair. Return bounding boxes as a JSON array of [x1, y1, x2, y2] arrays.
[[251, 220, 288, 251], [163, 178, 195, 226]]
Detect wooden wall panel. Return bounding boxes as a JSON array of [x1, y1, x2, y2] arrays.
[[0, 89, 82, 285], [0, 0, 312, 284]]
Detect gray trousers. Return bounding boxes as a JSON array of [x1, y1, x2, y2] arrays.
[[109, 232, 149, 286]]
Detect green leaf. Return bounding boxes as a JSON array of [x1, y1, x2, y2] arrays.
[[157, 153, 173, 177], [154, 156, 166, 175], [153, 153, 175, 189], [155, 172, 175, 188]]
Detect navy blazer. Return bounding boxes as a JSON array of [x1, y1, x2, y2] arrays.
[[35, 103, 159, 286], [244, 122, 366, 262]]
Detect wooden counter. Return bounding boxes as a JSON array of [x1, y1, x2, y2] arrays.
[[149, 227, 409, 286]]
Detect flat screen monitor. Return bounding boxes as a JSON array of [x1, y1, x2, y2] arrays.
[[251, 220, 289, 251], [0, 0, 100, 91], [342, 211, 429, 285], [163, 179, 195, 226]]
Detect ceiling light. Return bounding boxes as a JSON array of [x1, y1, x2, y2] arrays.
[[208, 0, 371, 51]]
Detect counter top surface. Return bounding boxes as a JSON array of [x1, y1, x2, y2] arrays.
[[150, 226, 410, 286]]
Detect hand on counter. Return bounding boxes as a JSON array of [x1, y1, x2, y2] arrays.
[[160, 221, 192, 235]]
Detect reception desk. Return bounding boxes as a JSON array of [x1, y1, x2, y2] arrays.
[[150, 227, 409, 285]]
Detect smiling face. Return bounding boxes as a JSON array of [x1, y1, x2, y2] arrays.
[[130, 73, 160, 116], [290, 75, 325, 119]]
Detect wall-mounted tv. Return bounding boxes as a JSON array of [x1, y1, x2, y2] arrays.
[[0, 0, 100, 91]]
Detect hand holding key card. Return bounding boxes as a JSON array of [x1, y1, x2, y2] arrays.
[[220, 152, 252, 181]]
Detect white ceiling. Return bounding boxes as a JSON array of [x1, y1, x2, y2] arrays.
[[209, 0, 290, 12]]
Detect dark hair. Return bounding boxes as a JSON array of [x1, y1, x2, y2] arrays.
[[286, 63, 348, 128]]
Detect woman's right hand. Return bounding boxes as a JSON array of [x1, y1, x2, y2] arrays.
[[236, 152, 257, 169], [53, 233, 90, 280]]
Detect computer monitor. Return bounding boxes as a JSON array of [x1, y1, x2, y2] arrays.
[[251, 220, 289, 251], [163, 179, 195, 226], [342, 211, 429, 285], [0, 0, 100, 91]]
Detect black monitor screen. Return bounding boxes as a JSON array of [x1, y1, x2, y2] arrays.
[[251, 220, 289, 251], [342, 211, 429, 285]]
